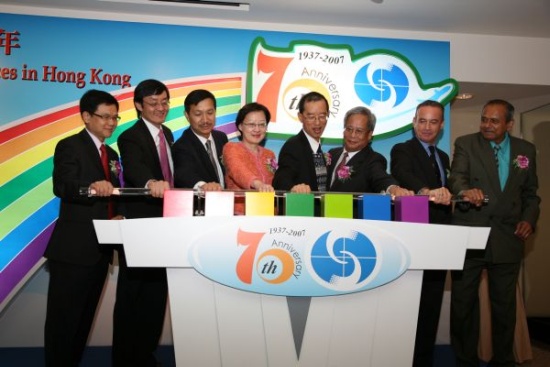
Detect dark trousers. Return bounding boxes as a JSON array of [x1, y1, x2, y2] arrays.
[[112, 250, 168, 367], [413, 269, 447, 367], [451, 258, 520, 367], [44, 257, 110, 367]]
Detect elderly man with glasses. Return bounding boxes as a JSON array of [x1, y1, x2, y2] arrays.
[[273, 91, 331, 194], [327, 106, 412, 198]]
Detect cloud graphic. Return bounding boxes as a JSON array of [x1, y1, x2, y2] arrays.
[[248, 38, 458, 139], [352, 53, 457, 136]]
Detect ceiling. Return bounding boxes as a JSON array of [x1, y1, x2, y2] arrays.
[[2, 0, 550, 111], [2, 0, 550, 38]]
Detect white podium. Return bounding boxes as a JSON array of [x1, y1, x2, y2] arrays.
[[94, 216, 489, 367]]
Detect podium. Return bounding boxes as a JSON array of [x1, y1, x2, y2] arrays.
[[94, 194, 489, 367]]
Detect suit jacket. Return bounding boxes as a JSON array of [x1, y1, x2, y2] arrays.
[[45, 129, 120, 265], [449, 132, 540, 263], [173, 128, 228, 188], [117, 119, 174, 218], [273, 130, 324, 191], [391, 137, 452, 224], [328, 145, 397, 193]]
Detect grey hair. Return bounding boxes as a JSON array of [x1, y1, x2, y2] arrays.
[[343, 106, 377, 132]]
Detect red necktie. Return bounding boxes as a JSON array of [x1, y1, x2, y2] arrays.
[[100, 144, 114, 219], [158, 129, 173, 187]]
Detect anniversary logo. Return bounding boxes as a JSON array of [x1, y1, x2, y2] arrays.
[[247, 37, 458, 141], [187, 217, 410, 296]]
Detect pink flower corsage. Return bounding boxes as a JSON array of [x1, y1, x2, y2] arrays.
[[324, 152, 332, 166], [513, 155, 529, 170], [110, 160, 122, 176], [266, 158, 278, 173], [337, 165, 353, 181]]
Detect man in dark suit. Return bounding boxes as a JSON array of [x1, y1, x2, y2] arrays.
[[173, 89, 228, 192], [449, 99, 540, 367], [114, 79, 173, 367], [273, 91, 330, 194], [390, 100, 452, 367], [327, 106, 412, 197], [44, 89, 123, 367]]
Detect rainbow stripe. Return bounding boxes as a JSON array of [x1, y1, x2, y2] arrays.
[[0, 74, 244, 307]]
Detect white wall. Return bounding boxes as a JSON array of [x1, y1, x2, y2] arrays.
[[4, 4, 550, 87], [1, 6, 549, 348]]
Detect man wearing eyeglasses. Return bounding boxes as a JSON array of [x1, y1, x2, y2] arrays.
[[44, 89, 124, 367], [273, 91, 330, 194], [173, 89, 228, 192], [114, 79, 173, 367], [327, 106, 412, 197]]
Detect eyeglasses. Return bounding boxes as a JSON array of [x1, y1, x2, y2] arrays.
[[143, 100, 170, 109], [242, 122, 268, 130], [93, 113, 121, 122], [303, 114, 328, 123], [344, 126, 368, 136]]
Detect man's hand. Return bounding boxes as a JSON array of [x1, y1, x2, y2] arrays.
[[90, 180, 115, 196], [515, 221, 534, 240], [388, 185, 414, 197], [290, 184, 312, 194], [461, 188, 485, 207], [429, 187, 452, 205], [200, 182, 223, 191], [147, 180, 170, 198]]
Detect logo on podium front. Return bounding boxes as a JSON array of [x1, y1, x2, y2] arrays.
[[188, 217, 410, 296]]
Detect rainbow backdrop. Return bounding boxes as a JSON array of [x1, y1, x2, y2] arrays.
[[0, 74, 244, 307]]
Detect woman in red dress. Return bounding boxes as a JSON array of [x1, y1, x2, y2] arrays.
[[222, 102, 277, 214]]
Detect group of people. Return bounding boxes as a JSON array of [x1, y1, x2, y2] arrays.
[[45, 78, 539, 367]]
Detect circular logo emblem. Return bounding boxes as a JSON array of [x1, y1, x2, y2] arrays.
[[354, 62, 409, 107], [309, 230, 378, 291]]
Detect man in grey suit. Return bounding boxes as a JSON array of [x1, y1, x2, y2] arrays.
[[449, 99, 540, 367]]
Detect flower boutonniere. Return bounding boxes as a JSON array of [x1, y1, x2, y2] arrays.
[[324, 152, 332, 166], [266, 157, 278, 173], [110, 160, 122, 176], [337, 165, 353, 181], [513, 155, 529, 170]]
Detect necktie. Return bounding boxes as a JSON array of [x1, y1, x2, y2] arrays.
[[205, 140, 220, 181], [100, 144, 110, 181], [494, 144, 505, 190], [100, 144, 114, 219], [332, 151, 348, 186], [493, 145, 500, 169], [158, 129, 173, 187], [428, 146, 443, 187], [314, 144, 327, 191]]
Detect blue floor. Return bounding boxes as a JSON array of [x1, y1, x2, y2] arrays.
[[0, 345, 457, 366], [0, 345, 176, 367]]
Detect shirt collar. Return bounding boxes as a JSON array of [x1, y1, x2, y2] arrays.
[[490, 132, 510, 149], [303, 130, 321, 153], [85, 128, 103, 152]]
